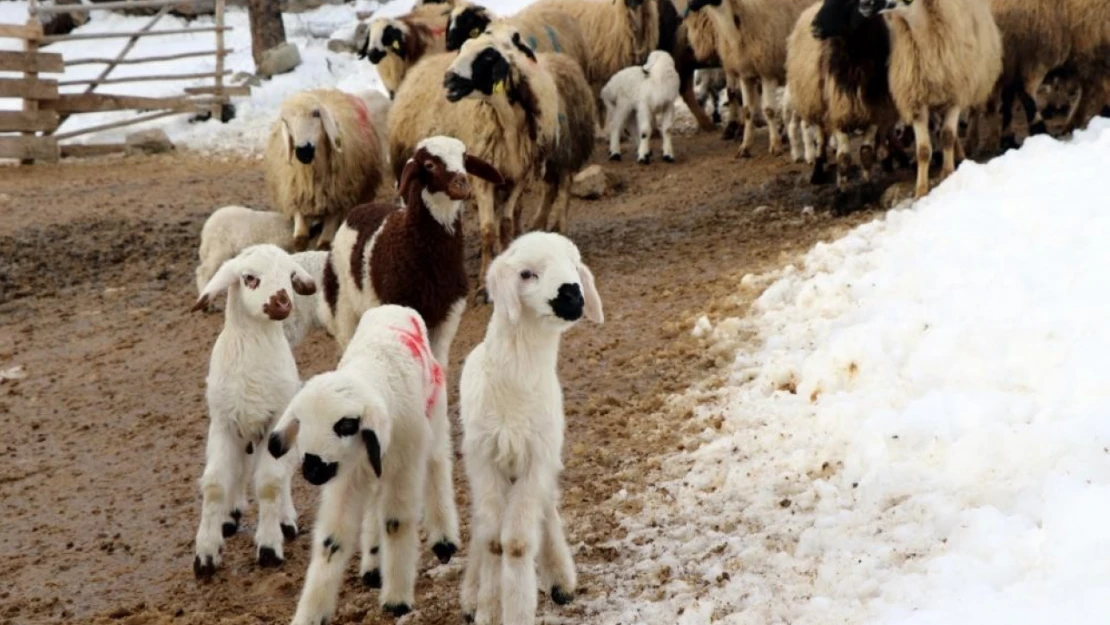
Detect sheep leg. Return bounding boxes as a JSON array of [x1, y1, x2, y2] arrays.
[[193, 421, 244, 576], [680, 65, 716, 132], [608, 102, 633, 160], [734, 77, 759, 159], [552, 175, 572, 235], [333, 294, 361, 353], [859, 124, 878, 183], [289, 476, 365, 625], [787, 112, 802, 163], [810, 124, 831, 185], [313, 214, 342, 252], [253, 437, 298, 566], [635, 102, 656, 165], [538, 494, 576, 606], [359, 492, 383, 588], [761, 77, 783, 156], [801, 120, 815, 165], [1000, 83, 1018, 150], [834, 129, 853, 191], [531, 172, 559, 232], [912, 108, 932, 198], [499, 470, 547, 625], [292, 212, 311, 252], [660, 104, 676, 163], [379, 456, 426, 616], [474, 182, 498, 304], [722, 74, 742, 140], [1022, 72, 1049, 136], [463, 459, 511, 625], [503, 184, 526, 245], [424, 384, 461, 564], [940, 106, 961, 180]]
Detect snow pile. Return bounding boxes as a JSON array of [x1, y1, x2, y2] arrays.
[[587, 119, 1110, 625]]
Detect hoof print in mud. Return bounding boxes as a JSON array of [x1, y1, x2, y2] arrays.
[[257, 547, 283, 568], [383, 603, 411, 618], [432, 540, 458, 564], [362, 568, 382, 588]]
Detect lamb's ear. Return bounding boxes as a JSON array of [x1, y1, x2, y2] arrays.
[[319, 103, 343, 153], [361, 429, 383, 477], [268, 418, 300, 459], [282, 120, 294, 164], [398, 157, 421, 200], [464, 154, 505, 186], [577, 261, 604, 324], [486, 255, 521, 324], [192, 259, 238, 312], [290, 263, 317, 296]]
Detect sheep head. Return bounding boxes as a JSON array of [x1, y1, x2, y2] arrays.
[[268, 371, 391, 484], [684, 0, 722, 15], [363, 18, 409, 63], [398, 135, 505, 231], [813, 0, 866, 38], [486, 232, 604, 328], [858, 0, 901, 18], [443, 34, 514, 102], [278, 91, 343, 165], [191, 243, 317, 322], [445, 4, 491, 52]]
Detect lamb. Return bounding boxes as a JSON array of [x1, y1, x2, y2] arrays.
[[389, 34, 559, 291], [194, 205, 294, 302], [859, 0, 1003, 198], [457, 231, 604, 625], [323, 136, 504, 579], [190, 244, 319, 577], [443, 0, 591, 76], [601, 50, 682, 163], [267, 304, 446, 621], [284, 251, 332, 346], [695, 67, 727, 125], [359, 4, 453, 98], [686, 0, 813, 157], [264, 88, 386, 252]]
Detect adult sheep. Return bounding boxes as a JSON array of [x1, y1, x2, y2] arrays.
[[264, 88, 386, 251], [538, 0, 660, 92], [859, 0, 1002, 198], [1059, 0, 1110, 134], [359, 3, 453, 98], [443, 1, 591, 76]]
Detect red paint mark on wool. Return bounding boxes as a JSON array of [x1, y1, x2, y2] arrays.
[[390, 317, 444, 419], [346, 93, 373, 138]]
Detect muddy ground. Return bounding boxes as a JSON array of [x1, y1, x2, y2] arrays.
[[0, 129, 899, 625]]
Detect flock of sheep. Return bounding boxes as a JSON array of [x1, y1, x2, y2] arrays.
[[181, 0, 1110, 622]]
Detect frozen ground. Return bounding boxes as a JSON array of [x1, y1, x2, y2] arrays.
[[585, 119, 1110, 625]]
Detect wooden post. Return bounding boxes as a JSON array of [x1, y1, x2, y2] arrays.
[[212, 0, 226, 120], [21, 13, 41, 165]]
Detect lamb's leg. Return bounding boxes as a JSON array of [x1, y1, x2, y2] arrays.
[[635, 102, 655, 165], [464, 458, 511, 625], [608, 102, 632, 160], [333, 295, 359, 353], [660, 104, 676, 163], [734, 77, 759, 158], [460, 527, 488, 623], [499, 470, 548, 625], [253, 437, 298, 566], [378, 451, 427, 617], [940, 105, 962, 180], [314, 214, 342, 252], [761, 77, 783, 156], [194, 421, 243, 577], [538, 493, 576, 606], [290, 477, 365, 625], [359, 490, 383, 588], [423, 385, 461, 564], [912, 107, 932, 198], [474, 182, 498, 304], [225, 444, 251, 538]]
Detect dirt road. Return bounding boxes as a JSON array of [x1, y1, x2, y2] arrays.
[[0, 131, 889, 625]]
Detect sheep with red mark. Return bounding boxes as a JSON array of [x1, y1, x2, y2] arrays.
[[189, 244, 319, 578], [267, 304, 446, 621], [321, 136, 504, 584], [359, 4, 453, 98]]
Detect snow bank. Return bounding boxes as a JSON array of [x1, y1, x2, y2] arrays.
[[587, 119, 1110, 625]]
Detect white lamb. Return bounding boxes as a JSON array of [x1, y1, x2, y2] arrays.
[[267, 304, 446, 622], [458, 232, 604, 625], [195, 205, 294, 299], [600, 49, 681, 164], [285, 251, 334, 346], [190, 243, 319, 577]]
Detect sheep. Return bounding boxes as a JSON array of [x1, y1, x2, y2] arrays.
[[457, 231, 604, 625], [486, 24, 598, 234], [686, 0, 813, 157], [859, 0, 1003, 199], [601, 50, 682, 163], [323, 136, 505, 580], [443, 1, 591, 76], [1059, 0, 1110, 135], [190, 244, 319, 578], [695, 67, 727, 124], [195, 205, 295, 302], [264, 88, 386, 252], [682, 6, 737, 135], [267, 304, 446, 621], [389, 35, 559, 294], [284, 251, 332, 346], [359, 4, 453, 98]]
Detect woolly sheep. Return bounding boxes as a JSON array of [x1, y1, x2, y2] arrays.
[[264, 88, 386, 252], [686, 0, 812, 157], [538, 0, 660, 92], [458, 232, 604, 625], [268, 304, 446, 621], [1059, 0, 1110, 135], [444, 0, 591, 75], [601, 50, 682, 163], [360, 4, 453, 98], [190, 244, 319, 577], [859, 0, 1002, 198]]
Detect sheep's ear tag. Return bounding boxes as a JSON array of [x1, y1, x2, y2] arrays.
[[493, 80, 505, 95], [391, 39, 401, 50], [470, 27, 480, 37]]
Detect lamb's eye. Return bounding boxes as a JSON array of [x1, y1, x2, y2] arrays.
[[424, 160, 436, 171], [243, 274, 260, 289], [311, 109, 321, 118], [520, 269, 535, 280], [333, 417, 360, 437]]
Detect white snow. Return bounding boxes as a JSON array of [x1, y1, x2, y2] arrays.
[[586, 119, 1110, 625]]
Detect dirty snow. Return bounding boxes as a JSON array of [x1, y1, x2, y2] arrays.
[[585, 120, 1110, 625]]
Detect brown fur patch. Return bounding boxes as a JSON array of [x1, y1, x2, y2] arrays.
[[489, 540, 503, 555], [345, 202, 403, 291], [323, 256, 340, 316], [505, 539, 527, 558]]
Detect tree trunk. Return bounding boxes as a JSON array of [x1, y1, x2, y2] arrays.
[[248, 0, 286, 68]]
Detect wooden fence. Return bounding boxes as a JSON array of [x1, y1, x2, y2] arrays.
[[1, 0, 249, 164]]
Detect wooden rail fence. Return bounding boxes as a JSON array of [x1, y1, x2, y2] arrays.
[[1, 0, 246, 164]]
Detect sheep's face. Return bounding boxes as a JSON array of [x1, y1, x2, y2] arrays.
[[364, 20, 407, 64], [398, 136, 505, 229], [191, 244, 317, 322], [486, 232, 604, 328], [815, 0, 865, 35], [443, 36, 511, 102], [858, 0, 901, 18], [279, 93, 342, 165], [445, 5, 490, 52], [267, 373, 390, 485]]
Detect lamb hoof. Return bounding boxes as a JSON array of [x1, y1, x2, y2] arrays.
[[637, 155, 651, 165], [608, 152, 621, 161], [551, 585, 575, 605], [432, 540, 458, 564], [257, 546, 283, 568], [281, 523, 298, 541], [362, 569, 382, 589], [662, 154, 675, 163], [383, 603, 411, 618], [721, 121, 740, 140], [193, 554, 217, 578], [221, 521, 238, 538]]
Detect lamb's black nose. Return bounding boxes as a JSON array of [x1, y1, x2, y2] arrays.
[[302, 453, 337, 486], [295, 144, 315, 164], [549, 283, 584, 321]]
